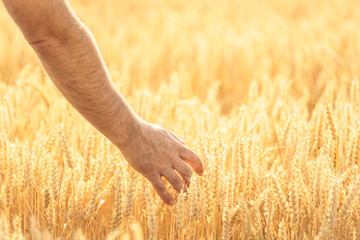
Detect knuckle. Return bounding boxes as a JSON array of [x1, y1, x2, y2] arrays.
[[158, 186, 166, 193], [191, 153, 200, 162], [185, 166, 193, 175], [160, 127, 169, 135], [184, 149, 197, 161], [181, 163, 192, 175], [169, 154, 178, 162], [172, 177, 182, 186], [174, 141, 183, 150], [153, 182, 165, 192], [182, 173, 191, 183], [181, 145, 189, 153]]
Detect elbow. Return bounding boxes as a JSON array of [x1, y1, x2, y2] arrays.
[[28, 35, 59, 49], [27, 33, 65, 60], [27, 24, 91, 64], [2, 0, 60, 48], [2, 0, 88, 52], [27, 23, 88, 52]]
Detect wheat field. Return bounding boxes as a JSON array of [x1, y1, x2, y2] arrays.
[[1, 0, 360, 239]]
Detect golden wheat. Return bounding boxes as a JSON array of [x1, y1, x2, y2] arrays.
[[1, 0, 360, 239]]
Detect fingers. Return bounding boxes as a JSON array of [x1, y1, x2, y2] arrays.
[[149, 176, 174, 205], [167, 130, 185, 145], [180, 146, 204, 175], [173, 160, 193, 186], [163, 169, 186, 193]]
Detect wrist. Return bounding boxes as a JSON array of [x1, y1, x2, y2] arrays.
[[114, 114, 144, 150]]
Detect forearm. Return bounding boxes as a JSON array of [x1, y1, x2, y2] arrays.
[[40, 32, 141, 147], [2, 0, 141, 146]]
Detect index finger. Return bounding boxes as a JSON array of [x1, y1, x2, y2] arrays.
[[179, 146, 204, 175]]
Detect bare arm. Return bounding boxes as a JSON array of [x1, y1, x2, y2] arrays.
[[2, 0, 203, 204]]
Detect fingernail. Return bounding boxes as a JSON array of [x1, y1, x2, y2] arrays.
[[169, 199, 174, 205]]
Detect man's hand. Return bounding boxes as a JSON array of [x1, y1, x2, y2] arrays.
[[119, 121, 204, 205]]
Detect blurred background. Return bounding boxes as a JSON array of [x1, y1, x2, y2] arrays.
[[1, 0, 359, 114]]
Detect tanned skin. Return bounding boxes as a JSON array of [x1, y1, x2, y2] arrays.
[[2, 0, 204, 205]]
